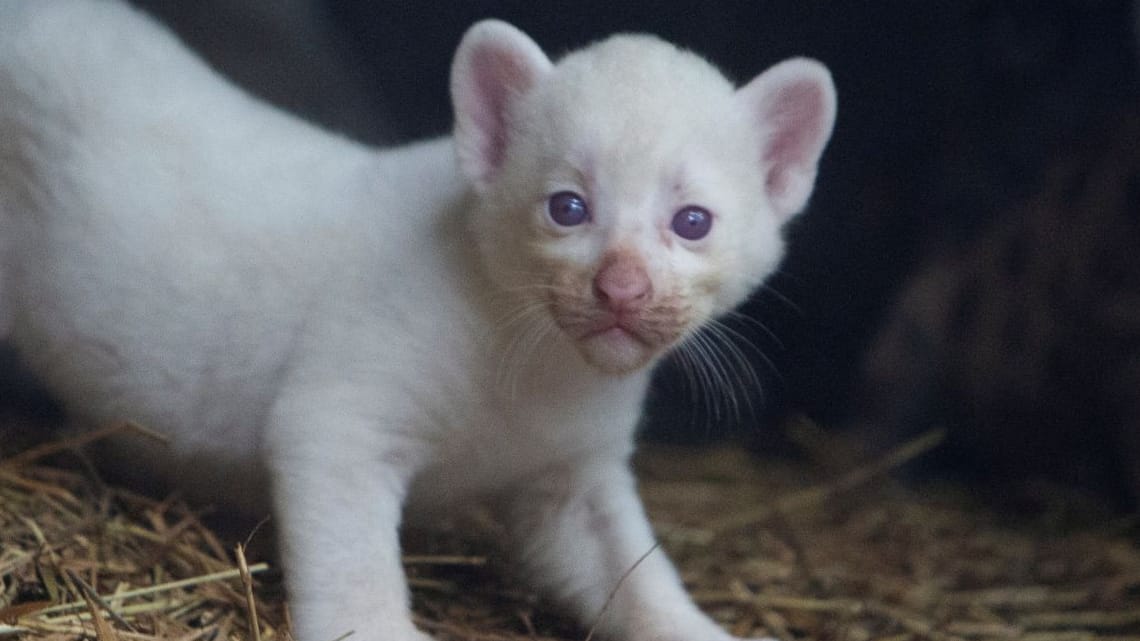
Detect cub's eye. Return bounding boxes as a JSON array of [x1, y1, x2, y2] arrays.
[[671, 206, 713, 240], [547, 191, 590, 227]]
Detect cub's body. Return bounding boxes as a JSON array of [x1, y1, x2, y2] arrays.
[[0, 2, 836, 641]]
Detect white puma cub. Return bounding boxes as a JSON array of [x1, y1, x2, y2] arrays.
[[0, 2, 836, 640]]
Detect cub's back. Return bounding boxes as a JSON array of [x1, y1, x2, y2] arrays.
[[0, 0, 371, 440]]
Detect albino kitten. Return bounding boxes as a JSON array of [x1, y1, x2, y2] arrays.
[[0, 2, 836, 641]]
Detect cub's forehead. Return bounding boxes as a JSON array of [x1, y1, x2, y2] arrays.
[[554, 34, 735, 93], [513, 34, 756, 191], [526, 34, 742, 141]]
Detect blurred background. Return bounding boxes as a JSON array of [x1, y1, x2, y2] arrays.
[[5, 1, 1140, 509]]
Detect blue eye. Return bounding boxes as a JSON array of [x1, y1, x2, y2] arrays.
[[548, 191, 589, 227], [671, 206, 712, 240]]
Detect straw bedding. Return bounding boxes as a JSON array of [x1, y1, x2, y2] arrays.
[[2, 422, 1138, 641]]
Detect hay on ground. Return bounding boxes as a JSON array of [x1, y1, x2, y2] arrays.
[[1, 425, 1138, 641]]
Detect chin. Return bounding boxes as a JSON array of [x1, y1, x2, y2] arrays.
[[576, 329, 662, 375]]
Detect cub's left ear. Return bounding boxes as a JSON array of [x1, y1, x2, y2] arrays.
[[451, 20, 552, 190], [738, 58, 837, 219]]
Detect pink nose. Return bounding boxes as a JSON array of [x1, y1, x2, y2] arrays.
[[593, 253, 652, 311]]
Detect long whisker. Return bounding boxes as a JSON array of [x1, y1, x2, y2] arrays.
[[669, 310, 783, 433], [484, 271, 577, 401], [702, 328, 747, 424], [489, 296, 548, 333], [703, 322, 763, 421], [708, 318, 782, 384], [671, 341, 707, 413], [492, 299, 554, 398], [723, 309, 785, 350], [670, 337, 718, 434], [674, 328, 737, 428], [756, 280, 803, 317]]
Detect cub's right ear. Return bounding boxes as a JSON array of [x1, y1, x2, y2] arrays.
[[451, 20, 552, 191]]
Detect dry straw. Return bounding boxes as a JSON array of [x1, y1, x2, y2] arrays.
[[2, 421, 1139, 641]]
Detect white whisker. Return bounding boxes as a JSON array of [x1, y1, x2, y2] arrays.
[[757, 281, 803, 317], [708, 318, 781, 384], [675, 329, 735, 427], [670, 338, 716, 433], [724, 309, 785, 350], [667, 311, 783, 433], [484, 272, 573, 401], [703, 322, 762, 420]]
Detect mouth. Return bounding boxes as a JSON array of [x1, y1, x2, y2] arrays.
[[544, 281, 692, 373], [553, 308, 681, 374], [580, 320, 651, 345]]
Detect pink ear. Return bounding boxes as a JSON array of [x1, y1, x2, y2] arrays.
[[450, 20, 552, 190], [738, 58, 837, 219]]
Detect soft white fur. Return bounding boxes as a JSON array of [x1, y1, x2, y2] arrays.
[[0, 2, 836, 641]]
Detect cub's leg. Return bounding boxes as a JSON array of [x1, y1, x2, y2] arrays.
[[266, 392, 432, 641], [503, 458, 751, 641]]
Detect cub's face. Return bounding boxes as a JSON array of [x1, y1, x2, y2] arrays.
[[451, 23, 836, 375]]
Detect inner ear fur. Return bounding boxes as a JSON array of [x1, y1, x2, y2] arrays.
[[738, 58, 837, 219], [450, 20, 552, 190]]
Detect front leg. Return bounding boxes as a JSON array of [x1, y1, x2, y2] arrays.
[[503, 457, 742, 641], [266, 398, 431, 641]]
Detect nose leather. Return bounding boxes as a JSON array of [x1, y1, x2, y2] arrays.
[[592, 252, 652, 312]]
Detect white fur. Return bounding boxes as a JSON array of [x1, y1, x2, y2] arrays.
[[0, 2, 836, 641]]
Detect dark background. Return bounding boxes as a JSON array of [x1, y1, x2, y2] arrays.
[[6, 1, 1140, 505]]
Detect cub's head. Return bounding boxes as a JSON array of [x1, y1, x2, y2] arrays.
[[451, 21, 836, 375]]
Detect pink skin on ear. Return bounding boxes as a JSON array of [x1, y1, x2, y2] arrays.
[[738, 58, 837, 219], [450, 20, 553, 189]]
